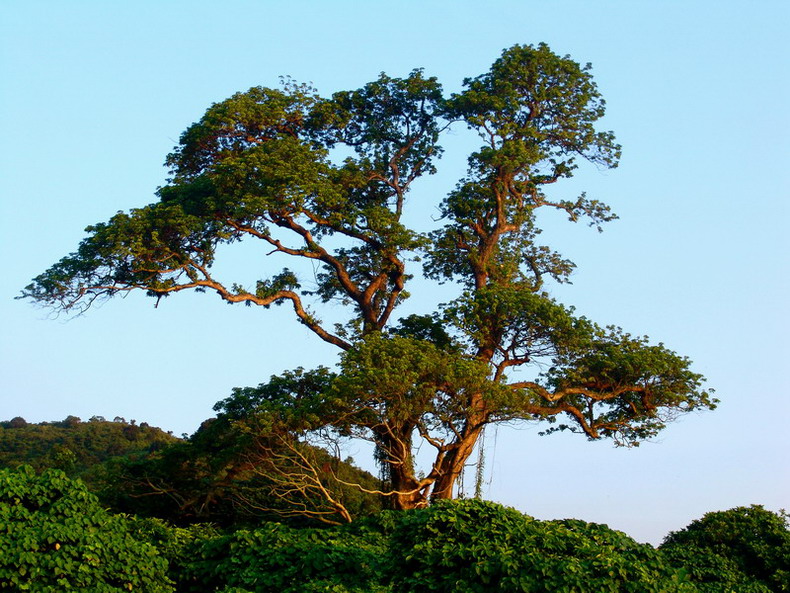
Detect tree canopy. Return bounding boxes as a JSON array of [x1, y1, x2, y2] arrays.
[[22, 43, 716, 514]]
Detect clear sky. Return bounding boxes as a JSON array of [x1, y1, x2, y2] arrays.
[[1, 0, 788, 545]]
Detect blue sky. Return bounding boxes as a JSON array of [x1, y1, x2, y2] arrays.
[[1, 1, 788, 544]]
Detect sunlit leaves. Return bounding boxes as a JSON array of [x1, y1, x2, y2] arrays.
[[215, 367, 338, 432], [445, 42, 620, 170], [539, 326, 716, 445], [0, 466, 172, 592], [333, 333, 497, 429], [166, 81, 321, 181]]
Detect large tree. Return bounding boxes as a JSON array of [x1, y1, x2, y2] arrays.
[[23, 44, 716, 515]]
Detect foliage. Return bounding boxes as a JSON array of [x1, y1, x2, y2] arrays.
[[387, 499, 697, 593], [0, 413, 380, 528], [660, 505, 790, 593], [2, 460, 782, 593], [182, 518, 391, 593], [0, 416, 176, 476], [22, 43, 716, 511], [99, 417, 255, 525], [124, 516, 220, 592], [0, 416, 179, 522], [0, 465, 172, 592], [110, 414, 382, 526]]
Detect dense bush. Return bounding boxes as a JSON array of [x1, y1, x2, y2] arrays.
[[3, 462, 786, 593], [388, 499, 697, 593], [125, 516, 220, 591], [0, 466, 172, 592], [182, 517, 392, 593], [660, 505, 790, 593]]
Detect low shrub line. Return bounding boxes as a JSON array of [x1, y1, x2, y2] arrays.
[[1, 467, 787, 592]]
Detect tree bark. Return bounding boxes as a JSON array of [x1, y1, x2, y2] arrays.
[[377, 425, 430, 510], [430, 421, 486, 500]]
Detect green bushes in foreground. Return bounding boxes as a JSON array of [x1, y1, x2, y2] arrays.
[[180, 501, 699, 593], [660, 505, 790, 593], [388, 499, 697, 593], [0, 466, 172, 592], [2, 466, 788, 593], [181, 517, 393, 593]]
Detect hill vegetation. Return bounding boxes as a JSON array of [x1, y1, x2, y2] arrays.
[[0, 415, 176, 477], [0, 415, 381, 527]]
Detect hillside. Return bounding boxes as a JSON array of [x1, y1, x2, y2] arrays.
[[0, 414, 382, 526], [0, 415, 177, 473]]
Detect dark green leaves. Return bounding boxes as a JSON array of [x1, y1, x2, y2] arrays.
[[660, 506, 790, 593], [326, 70, 445, 189], [388, 499, 697, 593], [183, 519, 391, 593]]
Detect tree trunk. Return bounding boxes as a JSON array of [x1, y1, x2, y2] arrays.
[[377, 424, 429, 510], [430, 422, 485, 500], [389, 469, 427, 510]]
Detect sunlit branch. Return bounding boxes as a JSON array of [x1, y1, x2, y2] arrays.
[[508, 381, 648, 403]]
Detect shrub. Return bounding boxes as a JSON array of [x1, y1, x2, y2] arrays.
[[660, 505, 790, 593], [183, 518, 390, 593], [0, 466, 172, 592], [388, 499, 697, 593], [125, 515, 220, 591]]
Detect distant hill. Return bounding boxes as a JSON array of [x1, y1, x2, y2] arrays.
[[0, 415, 178, 476]]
